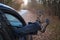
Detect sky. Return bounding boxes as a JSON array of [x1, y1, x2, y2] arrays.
[[23, 0, 28, 5]]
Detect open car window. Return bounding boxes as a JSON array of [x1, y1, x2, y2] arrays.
[[5, 14, 23, 28]]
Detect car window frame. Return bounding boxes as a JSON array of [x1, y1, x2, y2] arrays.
[[5, 13, 23, 27]]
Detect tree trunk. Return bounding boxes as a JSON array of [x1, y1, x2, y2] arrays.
[[0, 0, 4, 3]]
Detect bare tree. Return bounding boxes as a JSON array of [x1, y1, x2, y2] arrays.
[[0, 0, 4, 3], [4, 0, 23, 10]]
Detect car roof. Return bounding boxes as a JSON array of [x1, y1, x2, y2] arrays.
[[0, 3, 15, 11]]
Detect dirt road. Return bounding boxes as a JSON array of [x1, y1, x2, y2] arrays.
[[18, 10, 60, 40]]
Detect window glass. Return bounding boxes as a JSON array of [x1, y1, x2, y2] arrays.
[[5, 14, 23, 27]]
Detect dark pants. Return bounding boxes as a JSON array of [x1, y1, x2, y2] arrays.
[[13, 22, 41, 40]]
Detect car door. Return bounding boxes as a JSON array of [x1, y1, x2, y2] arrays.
[[0, 34, 4, 40], [4, 13, 26, 40], [0, 5, 32, 40], [4, 12, 32, 40]]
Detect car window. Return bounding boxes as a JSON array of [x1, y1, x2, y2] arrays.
[[0, 34, 3, 40], [5, 14, 23, 27]]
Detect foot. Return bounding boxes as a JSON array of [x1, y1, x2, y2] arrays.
[[40, 19, 49, 33]]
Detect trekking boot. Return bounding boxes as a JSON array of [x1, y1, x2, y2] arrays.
[[40, 19, 49, 33]]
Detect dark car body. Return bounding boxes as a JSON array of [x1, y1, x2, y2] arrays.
[[0, 3, 32, 40]]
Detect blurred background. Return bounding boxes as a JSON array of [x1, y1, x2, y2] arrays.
[[0, 0, 60, 40]]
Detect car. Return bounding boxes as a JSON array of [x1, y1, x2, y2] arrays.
[[0, 3, 32, 40]]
